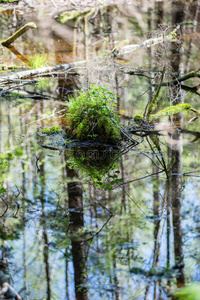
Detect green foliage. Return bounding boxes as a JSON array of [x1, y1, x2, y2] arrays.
[[0, 148, 23, 194], [66, 85, 121, 144], [94, 167, 124, 190], [64, 86, 122, 186], [40, 126, 61, 134], [13, 148, 23, 156], [174, 283, 200, 300], [0, 152, 13, 171], [150, 103, 192, 120], [29, 53, 48, 69]]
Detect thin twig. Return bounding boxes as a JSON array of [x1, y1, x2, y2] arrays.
[[0, 197, 8, 217]]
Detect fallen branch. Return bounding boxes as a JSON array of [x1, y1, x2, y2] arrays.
[[155, 69, 200, 87], [5, 44, 31, 66], [1, 22, 37, 46], [115, 25, 180, 55], [126, 68, 200, 95], [0, 61, 86, 86]]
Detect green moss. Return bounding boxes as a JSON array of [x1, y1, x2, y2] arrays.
[[150, 103, 192, 120], [133, 114, 144, 124], [76, 117, 90, 140], [58, 11, 84, 24], [98, 116, 121, 142], [41, 128, 51, 134], [50, 126, 61, 133], [41, 126, 61, 134], [66, 85, 121, 144]]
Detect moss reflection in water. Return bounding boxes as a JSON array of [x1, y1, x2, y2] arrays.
[[67, 144, 121, 187]]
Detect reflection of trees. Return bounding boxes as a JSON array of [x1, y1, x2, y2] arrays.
[[142, 2, 187, 297], [169, 0, 185, 286], [0, 244, 22, 299], [68, 181, 88, 300], [63, 161, 89, 300], [39, 155, 51, 300], [2, 2, 200, 299]]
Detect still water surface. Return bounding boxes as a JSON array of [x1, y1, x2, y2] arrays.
[[1, 1, 200, 299]]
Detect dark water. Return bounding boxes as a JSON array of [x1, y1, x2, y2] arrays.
[[0, 1, 200, 299]]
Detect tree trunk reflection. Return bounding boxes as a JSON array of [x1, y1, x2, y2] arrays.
[[68, 181, 89, 300], [40, 155, 51, 300], [168, 0, 186, 287]]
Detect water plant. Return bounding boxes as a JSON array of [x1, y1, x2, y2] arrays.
[[0, 148, 23, 194], [28, 53, 48, 69], [65, 85, 121, 145]]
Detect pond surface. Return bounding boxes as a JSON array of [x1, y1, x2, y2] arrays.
[[1, 1, 200, 299]]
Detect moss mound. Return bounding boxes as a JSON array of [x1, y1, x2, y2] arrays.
[[66, 85, 121, 145]]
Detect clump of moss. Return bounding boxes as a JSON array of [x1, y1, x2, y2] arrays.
[[41, 126, 61, 134], [133, 114, 144, 124], [66, 85, 121, 145], [98, 116, 121, 142], [76, 117, 90, 140]]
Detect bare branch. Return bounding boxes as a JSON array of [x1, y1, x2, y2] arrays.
[[1, 22, 37, 46], [0, 197, 8, 218], [0, 61, 86, 86]]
